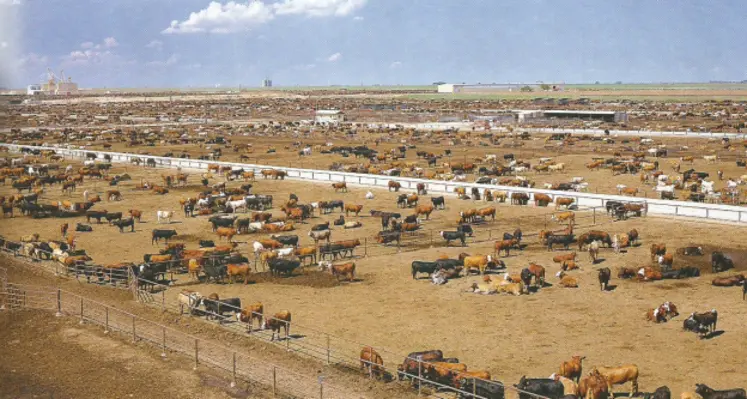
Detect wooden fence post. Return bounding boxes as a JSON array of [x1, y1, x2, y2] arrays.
[[285, 323, 290, 351], [418, 360, 422, 395], [272, 366, 277, 397], [79, 297, 84, 324], [231, 352, 237, 387], [132, 316, 136, 343], [55, 289, 62, 317], [161, 327, 167, 357], [593, 208, 596, 224], [194, 339, 199, 370], [326, 334, 330, 365]]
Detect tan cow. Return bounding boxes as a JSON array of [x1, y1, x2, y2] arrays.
[[592, 365, 639, 397]]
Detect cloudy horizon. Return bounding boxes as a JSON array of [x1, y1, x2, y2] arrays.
[[1, 0, 746, 88]]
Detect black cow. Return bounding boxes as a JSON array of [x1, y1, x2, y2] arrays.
[[333, 216, 345, 226], [203, 297, 241, 321], [514, 377, 564, 399], [645, 386, 671, 399], [457, 224, 474, 237], [112, 217, 135, 233], [236, 218, 251, 233], [151, 229, 177, 245], [404, 214, 418, 224], [712, 251, 734, 273], [605, 201, 623, 215], [459, 379, 505, 399], [86, 210, 108, 224], [681, 246, 704, 256], [661, 266, 700, 279], [431, 196, 445, 210], [692, 310, 718, 333], [270, 234, 299, 247], [268, 259, 301, 277], [598, 267, 611, 291], [397, 350, 444, 381], [199, 240, 215, 248], [377, 231, 401, 246], [695, 384, 746, 399], [411, 261, 439, 279], [209, 216, 237, 231], [76, 223, 93, 232], [311, 221, 330, 231], [435, 258, 463, 270], [319, 243, 345, 260], [203, 263, 227, 283], [440, 231, 466, 247], [105, 212, 123, 224], [547, 235, 576, 250], [683, 315, 708, 336]]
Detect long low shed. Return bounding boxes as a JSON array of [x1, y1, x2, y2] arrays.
[[5, 144, 747, 224]]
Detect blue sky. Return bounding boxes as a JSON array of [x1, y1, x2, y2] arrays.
[[1, 0, 746, 88]]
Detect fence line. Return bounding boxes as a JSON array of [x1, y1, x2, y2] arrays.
[[4, 144, 745, 224]]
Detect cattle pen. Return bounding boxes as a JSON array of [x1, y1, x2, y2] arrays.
[[0, 257, 559, 399], [4, 144, 747, 224]]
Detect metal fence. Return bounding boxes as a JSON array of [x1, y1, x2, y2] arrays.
[[0, 280, 359, 399]]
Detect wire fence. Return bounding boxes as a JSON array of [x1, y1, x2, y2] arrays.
[[0, 280, 362, 399], [0, 200, 627, 399]]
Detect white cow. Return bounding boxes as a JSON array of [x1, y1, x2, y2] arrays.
[[197, 198, 211, 208], [157, 210, 174, 224], [365, 191, 375, 200], [276, 247, 294, 258], [252, 242, 265, 253], [227, 199, 247, 213]]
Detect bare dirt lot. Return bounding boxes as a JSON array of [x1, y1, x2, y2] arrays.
[[2, 153, 747, 396], [0, 310, 253, 399]]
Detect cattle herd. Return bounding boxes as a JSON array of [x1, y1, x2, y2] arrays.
[[2, 92, 747, 399]]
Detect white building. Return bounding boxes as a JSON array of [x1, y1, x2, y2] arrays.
[[315, 110, 345, 125], [27, 84, 43, 95], [262, 78, 272, 88]]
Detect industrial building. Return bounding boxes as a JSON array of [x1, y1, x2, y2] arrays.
[[314, 110, 345, 125], [28, 69, 78, 95], [515, 109, 628, 123], [438, 83, 565, 93], [261, 78, 272, 88]]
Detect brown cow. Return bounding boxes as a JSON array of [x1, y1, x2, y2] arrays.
[[360, 346, 385, 379], [528, 263, 546, 286], [578, 369, 609, 399], [60, 223, 68, 238], [227, 263, 252, 284], [294, 246, 318, 265], [555, 197, 574, 210], [106, 190, 122, 201], [452, 370, 492, 389], [216, 227, 238, 242], [236, 302, 263, 332], [323, 261, 356, 282], [423, 362, 468, 386], [638, 267, 663, 281], [128, 209, 142, 222], [553, 252, 577, 263], [477, 206, 496, 221], [388, 181, 401, 192], [650, 243, 667, 260], [553, 211, 575, 224], [332, 182, 348, 192], [263, 310, 291, 341], [494, 239, 517, 257], [561, 260, 579, 271], [559, 355, 585, 382], [414, 204, 434, 219], [344, 204, 363, 216], [592, 365, 639, 397], [534, 193, 552, 207], [711, 274, 745, 287]]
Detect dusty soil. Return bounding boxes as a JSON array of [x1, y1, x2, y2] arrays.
[[2, 153, 747, 397], [0, 310, 257, 399]]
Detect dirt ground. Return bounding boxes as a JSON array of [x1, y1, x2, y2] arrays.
[[0, 310, 257, 399], [80, 132, 747, 203], [2, 153, 747, 396]]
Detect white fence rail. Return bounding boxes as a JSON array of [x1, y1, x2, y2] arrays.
[[4, 144, 746, 224]]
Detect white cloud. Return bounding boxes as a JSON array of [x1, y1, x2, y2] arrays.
[[0, 41, 7, 49], [327, 52, 341, 62], [389, 61, 402, 68], [0, 0, 22, 5], [146, 53, 179, 67], [17, 52, 48, 68], [163, 1, 275, 34], [163, 0, 368, 34], [353, 16, 363, 20], [274, 0, 367, 17], [80, 42, 94, 49], [145, 40, 163, 49], [103, 37, 118, 48]]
